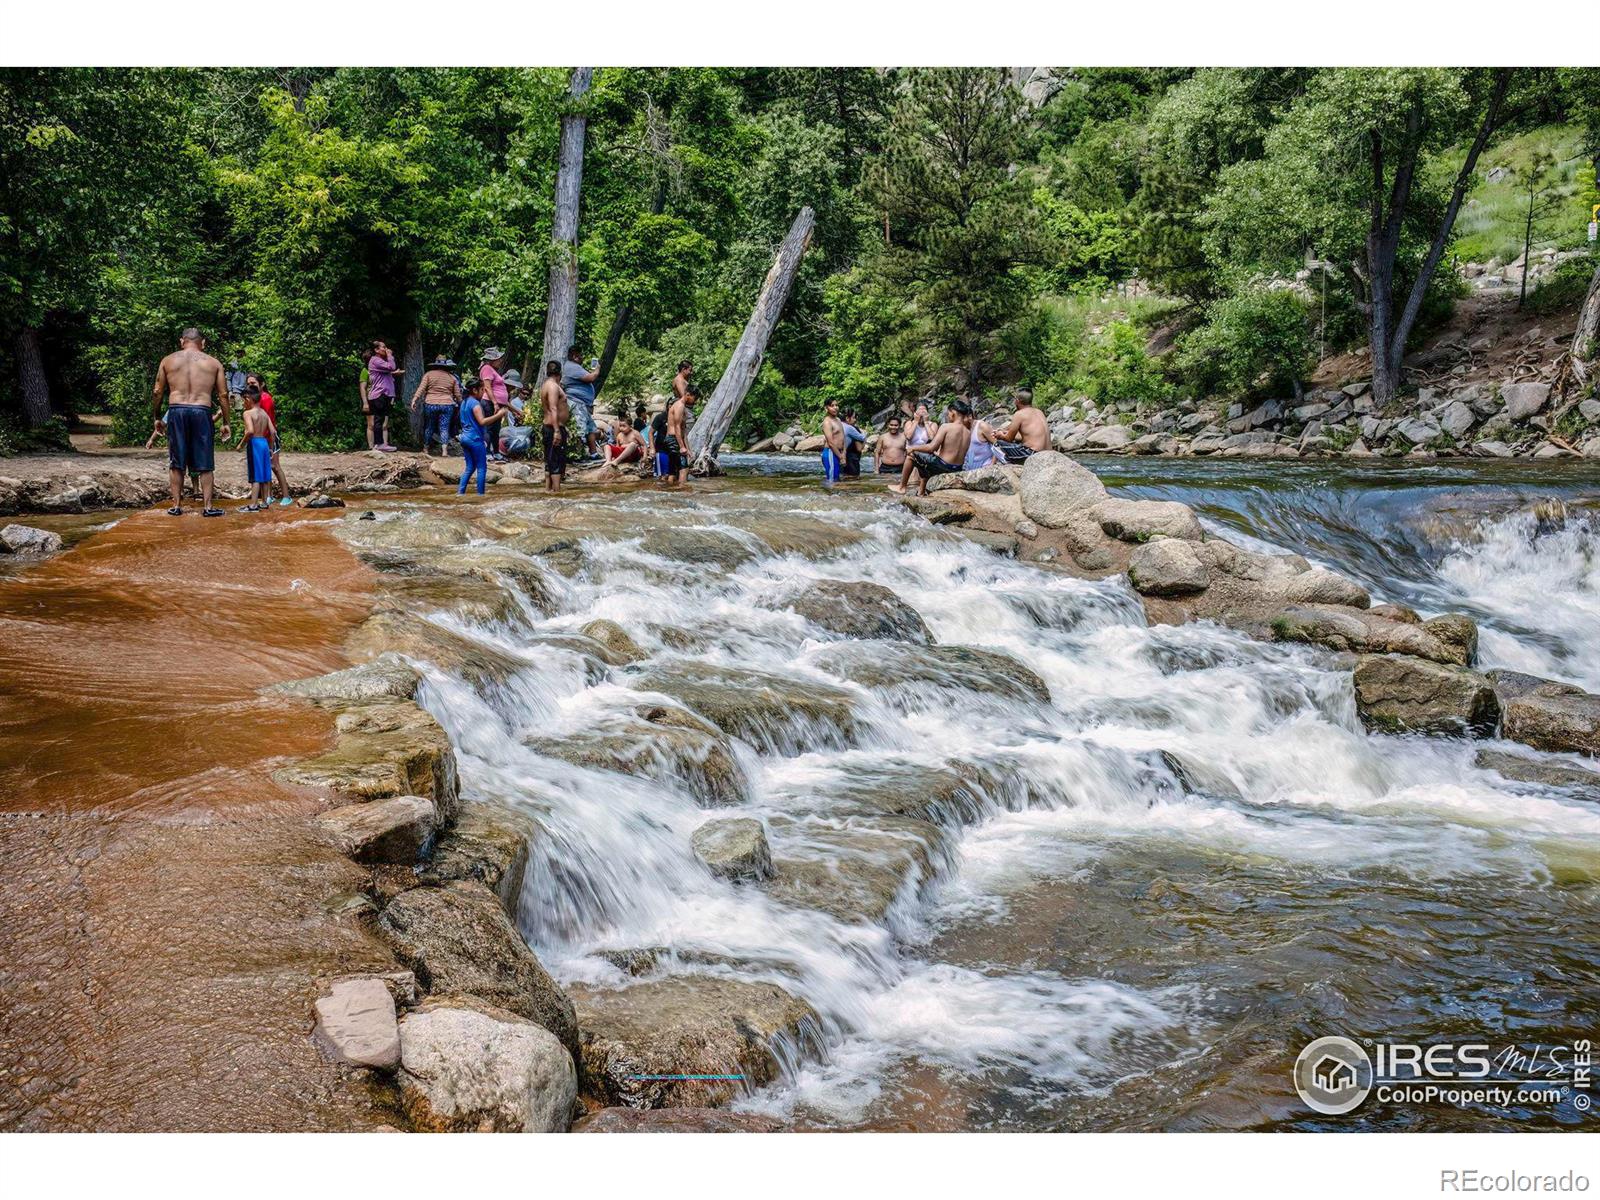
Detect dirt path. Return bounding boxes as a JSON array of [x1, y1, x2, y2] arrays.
[[0, 508, 405, 1130]]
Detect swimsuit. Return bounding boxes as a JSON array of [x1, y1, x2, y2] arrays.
[[661, 434, 684, 478], [542, 424, 567, 476], [998, 442, 1035, 464], [913, 451, 963, 480], [246, 433, 273, 485], [166, 405, 215, 474], [820, 447, 842, 483]]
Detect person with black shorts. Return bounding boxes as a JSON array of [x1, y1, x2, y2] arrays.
[[150, 327, 231, 516], [538, 358, 570, 494]]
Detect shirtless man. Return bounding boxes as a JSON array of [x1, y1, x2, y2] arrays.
[[538, 358, 570, 494], [897, 401, 973, 497], [662, 386, 696, 486], [994, 389, 1050, 463], [820, 399, 846, 484], [151, 327, 231, 516], [875, 414, 908, 476], [672, 359, 694, 402]]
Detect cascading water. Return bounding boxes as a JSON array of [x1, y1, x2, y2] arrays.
[[390, 470, 1599, 1131]]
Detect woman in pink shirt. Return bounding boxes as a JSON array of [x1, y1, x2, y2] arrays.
[[364, 339, 399, 451]]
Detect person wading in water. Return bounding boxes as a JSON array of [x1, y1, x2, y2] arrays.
[[151, 327, 231, 517]]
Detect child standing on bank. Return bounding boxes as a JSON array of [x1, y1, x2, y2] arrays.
[[239, 386, 277, 512]]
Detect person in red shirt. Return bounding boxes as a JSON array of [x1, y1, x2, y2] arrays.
[[247, 372, 293, 506]]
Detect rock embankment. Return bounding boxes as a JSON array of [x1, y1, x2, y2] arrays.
[[906, 451, 1600, 772]]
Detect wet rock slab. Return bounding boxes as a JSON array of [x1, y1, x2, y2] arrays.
[[573, 1106, 786, 1132], [570, 976, 820, 1109], [275, 701, 459, 821], [780, 580, 932, 644], [526, 702, 750, 806], [1352, 654, 1499, 736], [314, 795, 436, 865], [633, 663, 864, 752], [817, 643, 1049, 705], [377, 881, 577, 1054], [423, 799, 540, 911]]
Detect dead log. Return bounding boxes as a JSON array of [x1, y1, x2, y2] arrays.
[[540, 68, 594, 382], [688, 207, 815, 472], [1569, 258, 1600, 390]]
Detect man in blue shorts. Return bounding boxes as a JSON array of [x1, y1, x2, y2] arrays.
[[151, 327, 231, 516], [820, 398, 846, 484]]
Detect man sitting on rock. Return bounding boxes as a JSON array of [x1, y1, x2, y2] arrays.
[[894, 401, 972, 496], [993, 389, 1050, 463]]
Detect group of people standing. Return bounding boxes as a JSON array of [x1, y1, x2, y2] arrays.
[[821, 390, 1052, 496]]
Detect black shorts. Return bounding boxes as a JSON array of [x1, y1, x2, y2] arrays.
[[662, 434, 683, 477], [542, 424, 567, 476], [997, 442, 1034, 464], [367, 394, 392, 416], [166, 405, 215, 474], [913, 451, 962, 480], [877, 458, 903, 474]]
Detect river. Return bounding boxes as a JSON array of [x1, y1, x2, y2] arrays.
[[397, 456, 1599, 1131], [3, 456, 1596, 1132]]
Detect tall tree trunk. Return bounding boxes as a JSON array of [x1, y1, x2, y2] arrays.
[[402, 326, 425, 446], [540, 67, 594, 383], [14, 325, 53, 429], [1365, 70, 1511, 406], [688, 207, 815, 473], [1569, 258, 1600, 390]]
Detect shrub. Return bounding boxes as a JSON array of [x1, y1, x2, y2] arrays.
[[1073, 319, 1171, 407], [1172, 286, 1313, 400]]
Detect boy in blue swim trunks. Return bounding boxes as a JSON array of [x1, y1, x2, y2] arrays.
[[820, 398, 846, 484], [238, 386, 277, 511]]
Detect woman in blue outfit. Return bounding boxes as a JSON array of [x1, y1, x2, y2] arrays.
[[456, 379, 508, 495]]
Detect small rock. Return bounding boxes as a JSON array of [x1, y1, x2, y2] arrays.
[[579, 619, 646, 665], [1436, 400, 1477, 440], [0, 524, 64, 555], [1395, 415, 1441, 446], [301, 492, 345, 509], [1474, 749, 1600, 799], [1013, 518, 1039, 540], [398, 998, 577, 1132], [691, 818, 773, 882], [313, 977, 401, 1070], [314, 795, 436, 865], [1277, 568, 1371, 609], [1127, 540, 1210, 596]]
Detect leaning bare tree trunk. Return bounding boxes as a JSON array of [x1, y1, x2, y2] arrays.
[[540, 67, 594, 383], [688, 207, 815, 474], [14, 325, 53, 429], [402, 325, 425, 446], [1570, 259, 1600, 390]]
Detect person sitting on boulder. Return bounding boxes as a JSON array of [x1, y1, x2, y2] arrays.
[[993, 389, 1049, 463], [604, 414, 645, 466], [963, 405, 1000, 471], [892, 402, 935, 492], [894, 400, 972, 496]]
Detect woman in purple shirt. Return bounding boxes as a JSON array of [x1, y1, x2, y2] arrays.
[[364, 339, 399, 451]]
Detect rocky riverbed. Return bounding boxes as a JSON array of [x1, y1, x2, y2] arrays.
[[3, 456, 1597, 1131]]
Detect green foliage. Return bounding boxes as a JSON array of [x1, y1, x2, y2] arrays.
[[1172, 287, 1314, 399], [817, 270, 919, 406], [1073, 320, 1172, 407], [1528, 251, 1597, 315], [1450, 124, 1591, 263]]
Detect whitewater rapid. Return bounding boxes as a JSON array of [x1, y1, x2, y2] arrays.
[[393, 476, 1599, 1129]]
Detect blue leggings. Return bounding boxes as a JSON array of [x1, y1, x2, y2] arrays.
[[458, 438, 488, 494], [424, 404, 452, 451]]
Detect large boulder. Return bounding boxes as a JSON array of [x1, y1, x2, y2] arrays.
[[313, 977, 401, 1070], [783, 580, 931, 644], [378, 882, 577, 1053], [398, 998, 576, 1132], [1352, 655, 1499, 736], [1490, 671, 1600, 757], [1501, 381, 1551, 421], [424, 800, 540, 911], [815, 643, 1050, 705], [314, 795, 436, 865], [1276, 568, 1372, 609], [1127, 539, 1210, 596], [0, 523, 64, 555], [1269, 606, 1472, 666], [691, 818, 773, 882], [574, 1107, 786, 1132], [1018, 451, 1108, 530], [527, 702, 749, 806], [337, 512, 474, 552], [1084, 426, 1133, 451], [275, 701, 459, 821], [570, 976, 820, 1109], [344, 611, 526, 692], [1092, 498, 1203, 542]]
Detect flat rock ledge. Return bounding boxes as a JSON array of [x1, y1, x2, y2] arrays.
[[901, 449, 1600, 763]]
